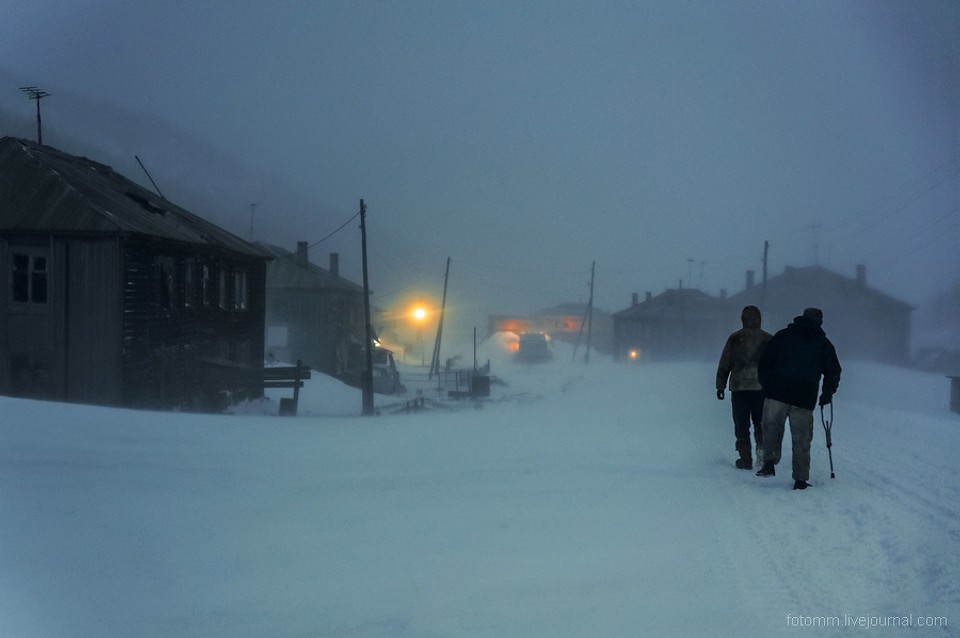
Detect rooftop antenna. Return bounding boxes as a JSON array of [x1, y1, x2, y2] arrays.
[[135, 155, 166, 200], [19, 86, 50, 144], [249, 202, 257, 241]]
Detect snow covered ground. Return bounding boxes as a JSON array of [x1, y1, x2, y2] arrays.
[[1, 336, 958, 637]]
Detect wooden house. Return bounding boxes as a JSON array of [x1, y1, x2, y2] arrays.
[[612, 288, 731, 362], [728, 265, 914, 364], [261, 242, 366, 379], [0, 137, 268, 410]]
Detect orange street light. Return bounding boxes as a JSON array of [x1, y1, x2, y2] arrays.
[[411, 305, 429, 366]]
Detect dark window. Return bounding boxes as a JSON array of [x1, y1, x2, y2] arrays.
[[184, 260, 195, 308], [12, 254, 29, 302], [155, 257, 175, 310], [218, 270, 227, 309], [11, 253, 48, 304], [202, 265, 212, 307], [233, 271, 248, 311]]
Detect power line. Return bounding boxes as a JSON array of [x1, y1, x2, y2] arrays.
[[308, 210, 360, 248]]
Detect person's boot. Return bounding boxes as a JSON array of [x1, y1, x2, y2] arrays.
[[793, 480, 810, 490], [735, 440, 752, 470], [756, 461, 775, 477]]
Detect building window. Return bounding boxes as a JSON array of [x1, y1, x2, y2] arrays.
[[11, 252, 48, 304], [233, 271, 248, 311], [202, 265, 212, 307], [184, 259, 195, 308], [218, 270, 228, 309], [155, 257, 175, 310]]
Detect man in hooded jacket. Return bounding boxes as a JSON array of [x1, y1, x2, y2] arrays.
[[755, 307, 842, 489], [716, 305, 772, 470]]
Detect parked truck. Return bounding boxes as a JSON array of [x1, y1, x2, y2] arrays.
[[516, 332, 551, 363]]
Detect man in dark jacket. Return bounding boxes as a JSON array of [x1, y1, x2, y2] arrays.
[[716, 305, 772, 469], [755, 307, 841, 489]]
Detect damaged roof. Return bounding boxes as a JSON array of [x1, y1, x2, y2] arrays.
[[0, 136, 267, 258]]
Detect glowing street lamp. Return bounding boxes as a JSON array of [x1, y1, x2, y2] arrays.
[[412, 305, 428, 366]]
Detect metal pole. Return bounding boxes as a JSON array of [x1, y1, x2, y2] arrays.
[[19, 87, 50, 145], [135, 155, 167, 200], [35, 96, 42, 144], [585, 260, 595, 364], [429, 257, 451, 379], [359, 199, 375, 416], [762, 240, 769, 303]]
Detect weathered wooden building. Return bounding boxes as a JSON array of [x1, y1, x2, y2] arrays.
[[261, 242, 366, 379], [0, 137, 268, 410], [728, 264, 913, 364], [612, 288, 731, 362]]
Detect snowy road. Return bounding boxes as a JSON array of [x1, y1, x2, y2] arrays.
[[1, 348, 957, 637]]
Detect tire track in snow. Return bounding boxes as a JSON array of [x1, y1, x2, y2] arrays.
[[837, 456, 960, 612], [707, 465, 842, 633]]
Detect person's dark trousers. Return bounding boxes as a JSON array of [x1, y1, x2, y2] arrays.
[[731, 390, 765, 448]]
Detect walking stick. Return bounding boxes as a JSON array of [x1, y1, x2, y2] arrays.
[[820, 403, 836, 479]]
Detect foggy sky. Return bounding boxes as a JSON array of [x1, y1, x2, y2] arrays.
[[1, 0, 958, 334]]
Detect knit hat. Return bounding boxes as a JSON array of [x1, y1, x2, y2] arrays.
[[802, 307, 823, 325]]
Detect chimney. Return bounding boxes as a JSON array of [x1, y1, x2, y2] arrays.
[[645, 291, 652, 302], [856, 264, 866, 286], [720, 288, 727, 299], [330, 252, 340, 277], [631, 292, 639, 306], [296, 241, 308, 263], [746, 270, 755, 290]]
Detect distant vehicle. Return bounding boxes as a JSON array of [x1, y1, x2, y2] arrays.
[[371, 346, 404, 394], [517, 332, 551, 363], [343, 342, 405, 395]]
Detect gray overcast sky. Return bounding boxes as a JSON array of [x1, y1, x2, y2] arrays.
[[1, 0, 958, 332]]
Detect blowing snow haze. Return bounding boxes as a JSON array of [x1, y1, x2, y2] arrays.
[[1, 1, 958, 332]]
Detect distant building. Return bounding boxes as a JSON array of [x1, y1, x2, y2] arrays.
[[0, 137, 269, 410], [612, 288, 731, 362], [261, 242, 366, 379], [729, 264, 913, 365], [612, 264, 914, 366]]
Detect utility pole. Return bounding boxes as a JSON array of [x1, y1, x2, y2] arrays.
[[585, 260, 595, 364], [359, 199, 375, 416], [429, 257, 451, 379], [19, 86, 50, 145], [572, 261, 595, 363], [762, 240, 769, 303]]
